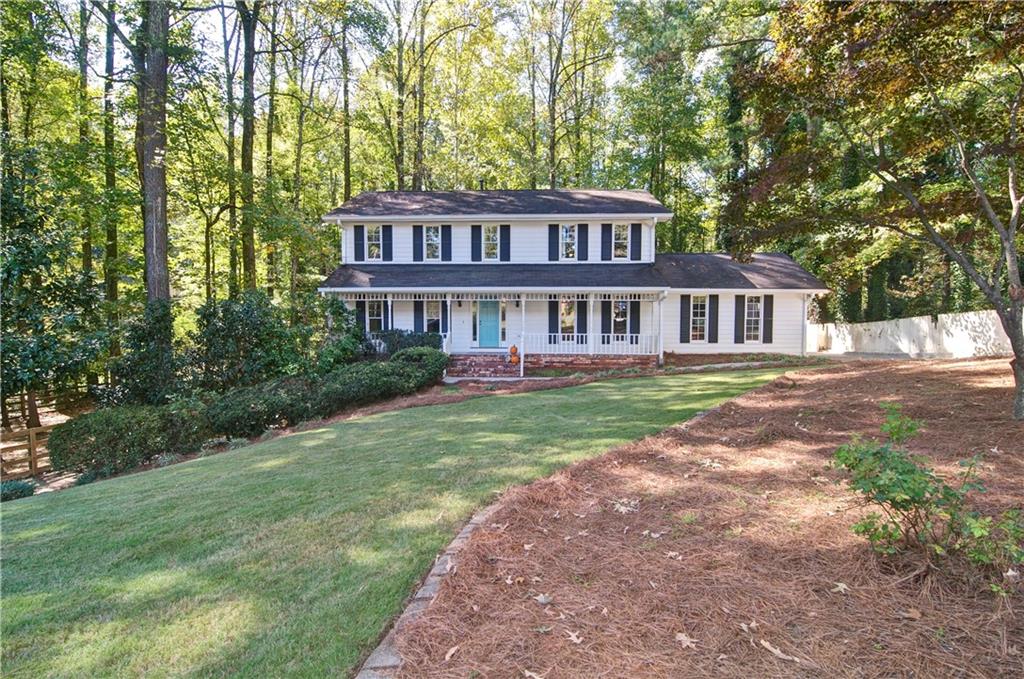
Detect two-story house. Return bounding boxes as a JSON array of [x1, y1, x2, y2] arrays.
[[319, 189, 827, 376]]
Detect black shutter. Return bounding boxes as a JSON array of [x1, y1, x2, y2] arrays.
[[441, 302, 449, 333], [734, 295, 746, 344], [601, 300, 611, 343], [763, 294, 774, 344], [382, 225, 393, 261], [413, 301, 424, 332], [548, 298, 558, 343], [576, 299, 587, 341], [471, 225, 482, 261], [500, 224, 510, 261], [355, 300, 366, 330], [354, 225, 365, 261], [679, 294, 691, 343], [601, 224, 612, 260], [577, 224, 588, 260], [708, 294, 719, 343], [441, 225, 452, 261], [413, 225, 423, 261], [629, 300, 640, 344], [382, 300, 391, 330], [630, 223, 641, 260], [548, 224, 559, 261]]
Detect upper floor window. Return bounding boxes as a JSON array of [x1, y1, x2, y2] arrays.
[[691, 295, 707, 341], [483, 225, 499, 260], [425, 300, 441, 333], [745, 295, 762, 342], [366, 225, 382, 260], [367, 300, 384, 332], [424, 225, 441, 260], [613, 224, 629, 259], [560, 224, 577, 260]]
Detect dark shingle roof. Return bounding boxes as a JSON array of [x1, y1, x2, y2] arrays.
[[325, 189, 672, 218], [321, 263, 667, 289], [653, 253, 827, 290], [320, 254, 827, 291]]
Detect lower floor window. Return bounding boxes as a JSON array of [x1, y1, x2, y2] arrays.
[[367, 300, 384, 333], [426, 300, 441, 333], [745, 295, 762, 342], [691, 295, 707, 341], [612, 300, 628, 335], [560, 299, 576, 335]]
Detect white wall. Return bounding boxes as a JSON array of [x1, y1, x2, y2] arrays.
[[809, 309, 1015, 358], [339, 221, 656, 264], [662, 292, 808, 355]]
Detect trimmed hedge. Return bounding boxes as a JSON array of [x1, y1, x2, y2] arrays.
[[375, 329, 442, 354], [50, 348, 450, 473], [49, 403, 209, 476]]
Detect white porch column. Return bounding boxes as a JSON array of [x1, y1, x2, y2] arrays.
[[520, 294, 526, 377], [657, 292, 665, 365], [446, 294, 453, 354], [588, 293, 595, 355]]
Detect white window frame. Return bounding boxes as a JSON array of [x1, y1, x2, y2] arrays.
[[612, 299, 629, 336], [559, 298, 577, 336], [425, 300, 442, 333], [424, 225, 441, 261], [367, 300, 384, 333], [366, 225, 382, 261], [483, 225, 499, 261], [613, 223, 630, 260], [745, 295, 762, 343], [560, 224, 577, 260], [691, 295, 708, 342]]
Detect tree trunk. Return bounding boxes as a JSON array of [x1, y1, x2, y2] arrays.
[[997, 306, 1024, 420], [265, 0, 278, 298], [102, 0, 118, 358], [237, 0, 260, 290], [138, 0, 170, 302], [341, 18, 351, 201], [221, 7, 239, 298], [395, 0, 406, 190], [204, 217, 213, 301], [25, 390, 40, 430], [78, 0, 92, 278], [412, 3, 426, 191], [1, 394, 10, 431]]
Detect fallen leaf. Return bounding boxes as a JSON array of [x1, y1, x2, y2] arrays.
[[649, 580, 658, 589], [601, 607, 609, 616], [897, 608, 922, 621], [533, 626, 552, 634], [665, 551, 681, 560], [471, 604, 479, 612], [740, 620, 759, 633], [830, 582, 850, 594], [567, 630, 582, 644], [444, 645, 459, 661], [534, 593, 553, 606], [523, 671, 544, 679], [524, 543, 534, 551], [717, 654, 728, 661], [675, 632, 697, 649], [759, 639, 801, 663]]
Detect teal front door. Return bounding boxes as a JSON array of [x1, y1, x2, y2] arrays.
[[478, 301, 500, 348]]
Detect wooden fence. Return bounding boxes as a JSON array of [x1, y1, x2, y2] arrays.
[[1, 425, 56, 479]]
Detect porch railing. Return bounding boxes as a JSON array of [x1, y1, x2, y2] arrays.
[[366, 332, 451, 354], [520, 333, 658, 356]]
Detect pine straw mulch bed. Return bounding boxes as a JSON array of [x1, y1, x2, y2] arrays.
[[394, 359, 1024, 678]]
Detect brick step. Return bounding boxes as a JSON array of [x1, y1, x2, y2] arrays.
[[447, 353, 520, 377]]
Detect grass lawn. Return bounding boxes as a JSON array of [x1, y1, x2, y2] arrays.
[[1, 369, 783, 678]]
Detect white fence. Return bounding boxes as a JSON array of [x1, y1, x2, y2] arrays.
[[521, 333, 659, 356], [808, 309, 1016, 358]]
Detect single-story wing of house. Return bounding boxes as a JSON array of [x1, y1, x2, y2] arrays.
[[319, 189, 828, 377]]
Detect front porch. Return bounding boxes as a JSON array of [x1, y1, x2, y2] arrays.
[[328, 290, 666, 376]]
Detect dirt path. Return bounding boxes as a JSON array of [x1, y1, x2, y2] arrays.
[[394, 359, 1023, 678]]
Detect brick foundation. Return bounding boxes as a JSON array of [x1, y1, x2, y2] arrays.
[[447, 353, 521, 378], [524, 354, 658, 375]]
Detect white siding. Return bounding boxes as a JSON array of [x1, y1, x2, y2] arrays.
[[339, 220, 656, 264], [661, 292, 807, 355]]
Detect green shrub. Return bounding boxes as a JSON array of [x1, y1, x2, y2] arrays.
[[834, 403, 1024, 577], [390, 346, 449, 384], [315, 360, 426, 416], [107, 300, 179, 406], [204, 376, 319, 438], [49, 400, 209, 476], [375, 329, 442, 355], [1, 480, 36, 502], [188, 290, 308, 392]]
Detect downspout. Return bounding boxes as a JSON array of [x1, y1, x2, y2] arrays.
[[657, 291, 666, 366], [800, 294, 808, 357]]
